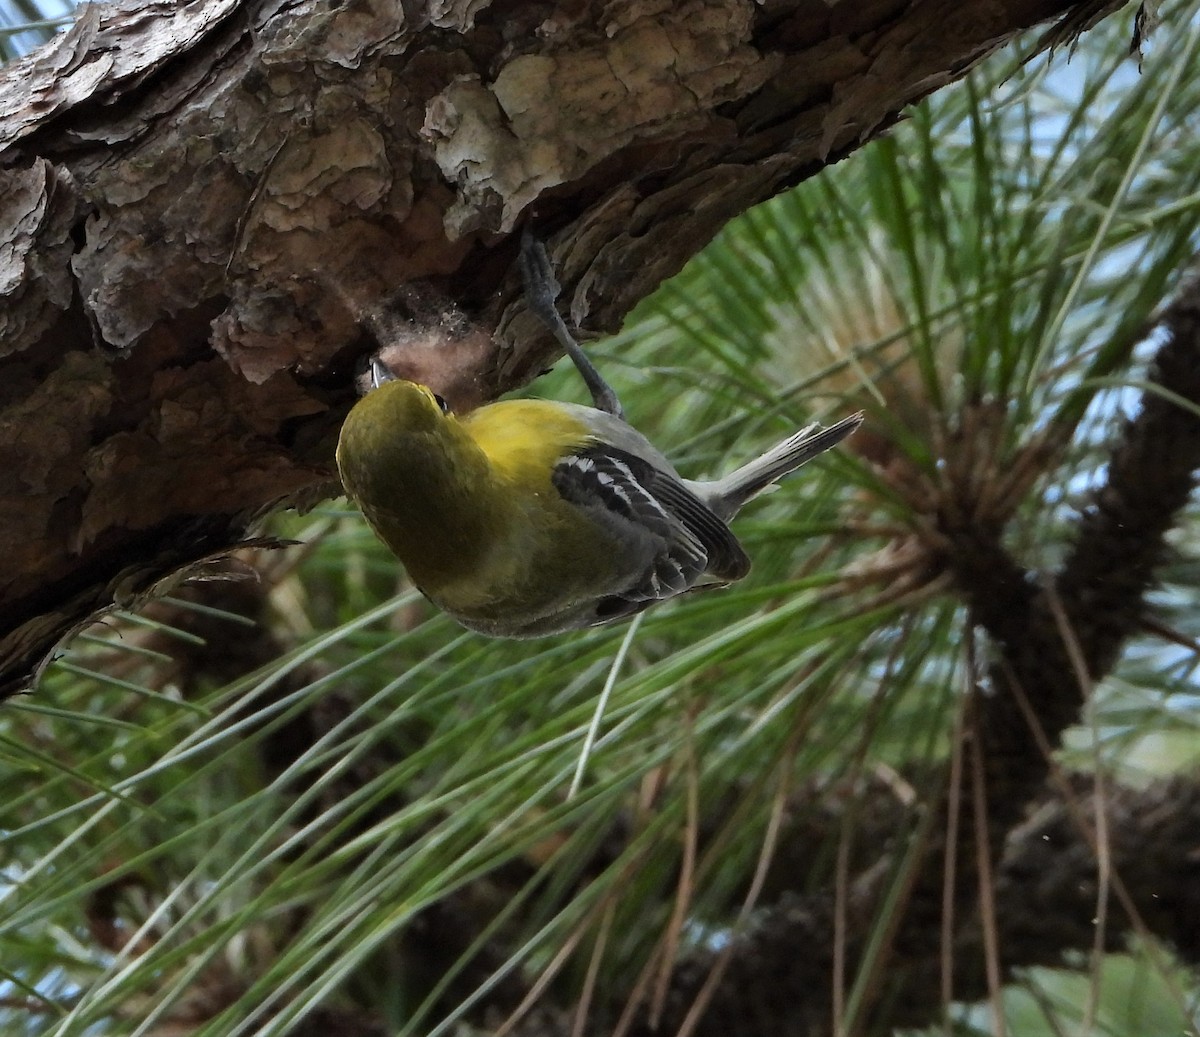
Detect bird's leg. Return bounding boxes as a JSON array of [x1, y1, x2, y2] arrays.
[[519, 231, 625, 418]]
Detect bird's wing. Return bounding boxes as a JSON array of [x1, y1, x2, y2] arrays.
[[552, 445, 750, 622]]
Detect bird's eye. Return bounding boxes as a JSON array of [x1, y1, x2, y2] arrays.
[[432, 393, 450, 414]]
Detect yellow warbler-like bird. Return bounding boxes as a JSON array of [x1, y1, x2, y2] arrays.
[[336, 236, 862, 637]]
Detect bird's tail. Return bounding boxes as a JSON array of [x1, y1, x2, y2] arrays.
[[695, 412, 864, 520]]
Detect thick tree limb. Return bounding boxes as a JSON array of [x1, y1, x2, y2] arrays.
[[0, 0, 1127, 694]]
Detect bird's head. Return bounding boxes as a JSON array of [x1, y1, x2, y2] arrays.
[[362, 378, 452, 434], [336, 377, 459, 495]]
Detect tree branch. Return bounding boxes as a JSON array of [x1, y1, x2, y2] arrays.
[[0, 0, 1126, 694]]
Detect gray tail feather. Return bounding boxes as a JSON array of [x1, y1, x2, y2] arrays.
[[695, 412, 864, 520]]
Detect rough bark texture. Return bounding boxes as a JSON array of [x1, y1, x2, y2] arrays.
[[0, 0, 1124, 694]]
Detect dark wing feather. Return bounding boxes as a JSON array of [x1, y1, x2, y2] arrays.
[[638, 468, 751, 582], [553, 446, 749, 623]]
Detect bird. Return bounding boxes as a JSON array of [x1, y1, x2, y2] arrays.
[[335, 235, 863, 637]]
